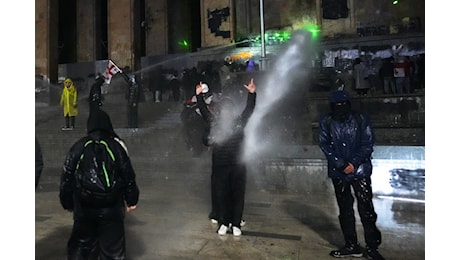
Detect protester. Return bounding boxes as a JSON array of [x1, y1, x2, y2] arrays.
[[126, 74, 140, 129], [60, 78, 78, 130], [318, 90, 385, 260], [89, 74, 105, 111], [180, 93, 209, 157], [35, 137, 44, 189], [379, 57, 395, 94], [168, 71, 181, 102], [393, 56, 412, 94], [59, 109, 139, 259], [353, 58, 370, 96], [219, 57, 232, 93], [195, 78, 256, 237]]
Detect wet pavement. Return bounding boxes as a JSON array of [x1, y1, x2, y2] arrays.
[[35, 98, 425, 259]]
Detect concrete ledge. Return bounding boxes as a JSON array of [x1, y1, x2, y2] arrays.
[[259, 145, 425, 200], [262, 158, 331, 194]]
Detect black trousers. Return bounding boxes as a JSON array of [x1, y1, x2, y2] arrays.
[[127, 105, 138, 128], [65, 115, 76, 128], [331, 177, 382, 249], [209, 170, 217, 220], [67, 217, 126, 260], [212, 164, 246, 228]]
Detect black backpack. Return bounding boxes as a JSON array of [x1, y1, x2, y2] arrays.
[[75, 138, 121, 206]]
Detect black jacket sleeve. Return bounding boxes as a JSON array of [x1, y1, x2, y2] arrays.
[[59, 138, 86, 210], [196, 93, 214, 146], [115, 142, 140, 207], [240, 92, 256, 126], [196, 93, 214, 125]]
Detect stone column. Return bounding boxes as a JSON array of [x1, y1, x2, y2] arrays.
[[107, 0, 136, 69], [144, 0, 168, 56], [35, 0, 59, 83], [76, 0, 96, 62]]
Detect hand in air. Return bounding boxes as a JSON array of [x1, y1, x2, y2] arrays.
[[195, 81, 203, 95], [244, 78, 256, 93]]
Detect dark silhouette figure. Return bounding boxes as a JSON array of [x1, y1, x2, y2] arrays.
[[35, 137, 44, 189], [319, 90, 385, 260], [196, 79, 256, 237], [59, 109, 140, 259], [126, 75, 140, 128], [89, 74, 105, 111]]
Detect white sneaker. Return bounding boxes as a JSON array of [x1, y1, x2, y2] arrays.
[[232, 226, 242, 236], [217, 225, 228, 235], [210, 218, 218, 224], [240, 219, 246, 227]]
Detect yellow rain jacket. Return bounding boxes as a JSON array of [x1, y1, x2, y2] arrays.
[[60, 78, 78, 117]]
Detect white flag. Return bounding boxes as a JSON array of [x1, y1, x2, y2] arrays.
[[103, 60, 122, 84]]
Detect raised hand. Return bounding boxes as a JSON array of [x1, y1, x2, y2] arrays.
[[195, 81, 203, 95], [244, 78, 256, 93]]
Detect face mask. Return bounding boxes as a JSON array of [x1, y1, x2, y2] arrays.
[[332, 102, 351, 121]]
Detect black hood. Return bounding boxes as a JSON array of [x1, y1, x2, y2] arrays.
[[86, 109, 116, 136], [329, 90, 352, 121]]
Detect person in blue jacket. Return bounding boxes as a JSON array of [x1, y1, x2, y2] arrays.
[[319, 90, 385, 260]]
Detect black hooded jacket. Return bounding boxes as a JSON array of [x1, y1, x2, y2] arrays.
[[197, 91, 256, 166], [59, 109, 139, 219], [89, 76, 105, 110], [319, 91, 374, 181]]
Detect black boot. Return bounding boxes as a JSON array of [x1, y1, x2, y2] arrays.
[[329, 244, 363, 258], [365, 247, 385, 260]]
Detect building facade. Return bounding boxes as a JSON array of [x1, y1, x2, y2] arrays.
[[35, 0, 424, 83]]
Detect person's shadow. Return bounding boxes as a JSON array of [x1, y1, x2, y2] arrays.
[[282, 198, 343, 248]]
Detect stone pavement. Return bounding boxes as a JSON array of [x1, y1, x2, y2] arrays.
[[35, 98, 425, 260]]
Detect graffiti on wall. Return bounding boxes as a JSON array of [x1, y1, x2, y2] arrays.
[[207, 7, 230, 38]]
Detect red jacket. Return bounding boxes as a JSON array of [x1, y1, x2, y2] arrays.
[[393, 59, 411, 78]]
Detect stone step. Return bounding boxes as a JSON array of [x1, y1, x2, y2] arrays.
[[36, 99, 190, 172]]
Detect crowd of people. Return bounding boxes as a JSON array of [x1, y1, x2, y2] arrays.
[[144, 57, 257, 104], [38, 55, 391, 259], [348, 54, 424, 96], [147, 54, 424, 103]]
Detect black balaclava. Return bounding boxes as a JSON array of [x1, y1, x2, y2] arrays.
[[329, 90, 352, 121]]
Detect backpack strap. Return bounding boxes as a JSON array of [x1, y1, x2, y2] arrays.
[[98, 140, 115, 161], [75, 138, 116, 188], [76, 139, 94, 171]]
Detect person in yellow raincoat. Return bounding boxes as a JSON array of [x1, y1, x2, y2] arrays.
[[60, 78, 78, 130]]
